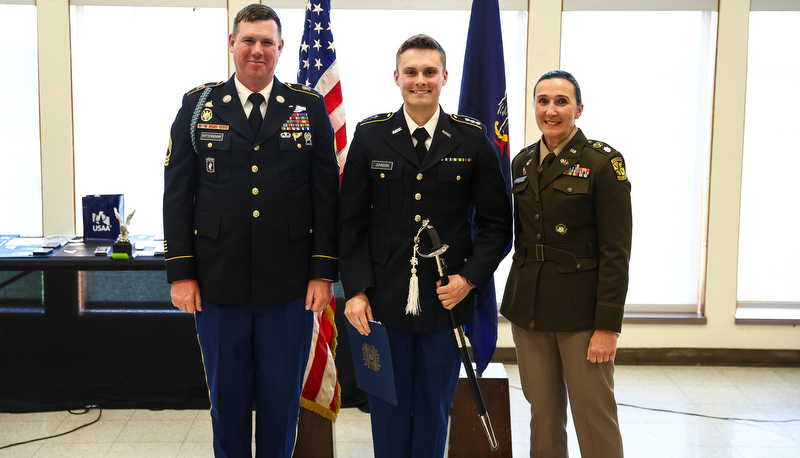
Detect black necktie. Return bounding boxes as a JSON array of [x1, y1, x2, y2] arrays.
[[413, 128, 429, 162], [539, 152, 556, 177], [248, 93, 265, 135]]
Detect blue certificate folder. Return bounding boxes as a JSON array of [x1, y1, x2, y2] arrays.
[[345, 320, 397, 405]]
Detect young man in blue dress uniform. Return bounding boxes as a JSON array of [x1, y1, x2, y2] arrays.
[[338, 34, 512, 457]]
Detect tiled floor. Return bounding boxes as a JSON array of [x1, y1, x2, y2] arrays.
[[1, 364, 799, 457]]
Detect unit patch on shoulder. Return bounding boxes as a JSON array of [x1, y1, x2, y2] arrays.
[[359, 113, 393, 126], [611, 157, 628, 182]]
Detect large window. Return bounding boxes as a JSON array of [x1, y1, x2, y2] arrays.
[[737, 10, 800, 307], [559, 8, 717, 311], [70, 5, 228, 237], [69, 3, 528, 241], [0, 3, 41, 236]]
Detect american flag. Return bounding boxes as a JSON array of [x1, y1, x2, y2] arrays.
[[298, 0, 343, 422], [300, 302, 340, 421], [298, 0, 348, 170]]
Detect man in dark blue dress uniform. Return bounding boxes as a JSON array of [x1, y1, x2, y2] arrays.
[[163, 4, 339, 457], [338, 34, 512, 457]]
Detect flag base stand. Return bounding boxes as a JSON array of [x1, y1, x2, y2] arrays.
[[293, 408, 334, 458], [448, 362, 512, 457]]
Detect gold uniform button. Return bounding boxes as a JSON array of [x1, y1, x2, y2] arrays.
[[414, 215, 422, 222], [380, 173, 385, 179], [416, 173, 423, 180], [254, 145, 260, 151], [534, 214, 540, 220], [207, 143, 213, 148], [252, 165, 258, 173], [415, 193, 422, 201], [309, 229, 313, 234], [252, 188, 259, 195], [194, 230, 198, 235], [297, 144, 302, 149], [456, 175, 461, 181], [567, 187, 574, 193], [536, 233, 542, 240], [253, 210, 260, 218]]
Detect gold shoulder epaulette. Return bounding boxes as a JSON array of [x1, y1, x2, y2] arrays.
[[359, 112, 393, 126], [450, 114, 484, 129], [187, 81, 223, 96], [284, 82, 320, 98], [586, 139, 618, 156]]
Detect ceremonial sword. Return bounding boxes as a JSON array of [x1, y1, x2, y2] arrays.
[[413, 219, 499, 452]]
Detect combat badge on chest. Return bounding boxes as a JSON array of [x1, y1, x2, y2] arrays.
[[201, 107, 213, 122], [281, 106, 312, 149]]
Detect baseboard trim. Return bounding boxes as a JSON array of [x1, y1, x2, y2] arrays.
[[492, 347, 800, 367]]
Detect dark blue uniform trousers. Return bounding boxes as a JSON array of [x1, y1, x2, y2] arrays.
[[369, 326, 461, 458], [195, 298, 313, 458]]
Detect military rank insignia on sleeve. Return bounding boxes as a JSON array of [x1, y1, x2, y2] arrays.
[[611, 157, 628, 181]]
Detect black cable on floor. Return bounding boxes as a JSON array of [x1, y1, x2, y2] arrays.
[[511, 384, 800, 424], [0, 405, 102, 450], [617, 403, 800, 423]]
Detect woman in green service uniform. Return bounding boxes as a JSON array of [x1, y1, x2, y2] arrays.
[[501, 70, 632, 458]]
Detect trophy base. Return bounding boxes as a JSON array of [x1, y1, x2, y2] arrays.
[[111, 241, 138, 259]]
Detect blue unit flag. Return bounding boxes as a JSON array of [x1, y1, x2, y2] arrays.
[[458, 0, 511, 377]]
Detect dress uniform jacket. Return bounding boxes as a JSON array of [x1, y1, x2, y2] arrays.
[[500, 128, 632, 333], [163, 76, 339, 306], [338, 107, 512, 333]]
